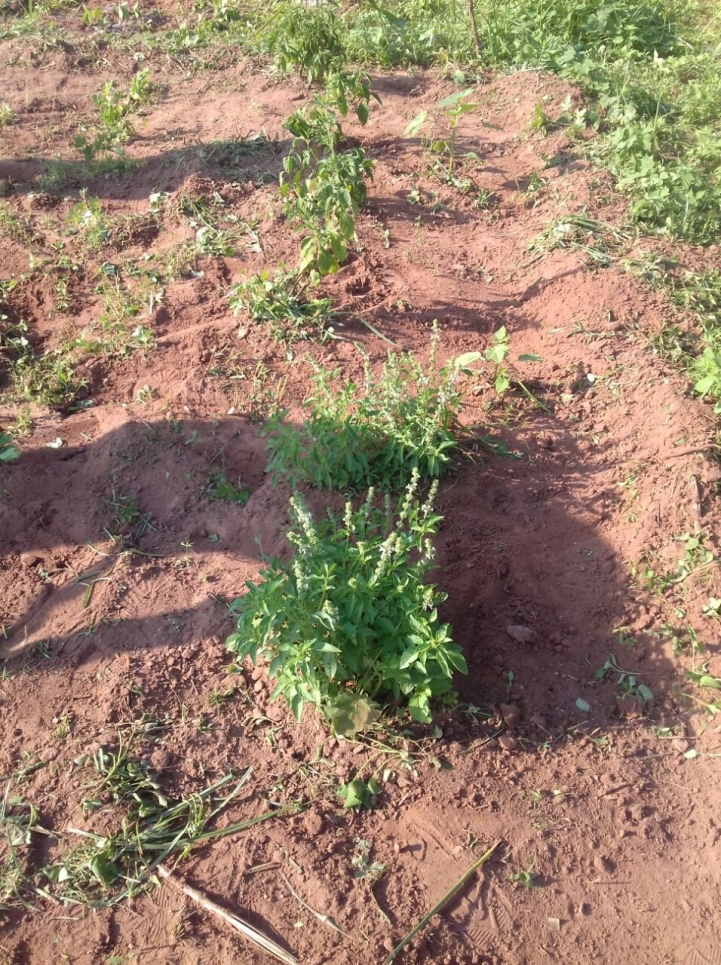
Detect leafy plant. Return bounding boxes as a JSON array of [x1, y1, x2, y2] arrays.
[[225, 472, 467, 724], [280, 75, 377, 279], [264, 332, 469, 491], [205, 472, 251, 506], [0, 431, 20, 463], [228, 269, 334, 344], [73, 69, 153, 163], [271, 0, 345, 84], [405, 87, 480, 182]]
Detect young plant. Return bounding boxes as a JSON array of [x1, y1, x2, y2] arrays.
[[205, 471, 251, 506], [280, 75, 377, 279], [264, 333, 468, 491], [74, 69, 153, 163], [405, 87, 479, 178], [226, 472, 467, 724]]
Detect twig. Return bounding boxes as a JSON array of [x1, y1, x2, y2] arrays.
[[158, 865, 298, 965], [664, 444, 718, 460], [282, 874, 348, 936], [383, 840, 503, 964]]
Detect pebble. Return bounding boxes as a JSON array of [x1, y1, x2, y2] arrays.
[[498, 734, 518, 752], [499, 703, 521, 727], [506, 624, 537, 645]]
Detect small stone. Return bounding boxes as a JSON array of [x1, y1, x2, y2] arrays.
[[498, 734, 518, 751], [579, 902, 591, 916], [499, 703, 521, 727], [382, 938, 395, 953], [506, 625, 537, 645]]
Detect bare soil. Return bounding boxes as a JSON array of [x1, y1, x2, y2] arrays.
[[1, 35, 721, 965]]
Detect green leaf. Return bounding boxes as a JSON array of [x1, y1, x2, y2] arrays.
[[398, 648, 418, 669], [403, 110, 427, 137], [408, 693, 430, 722], [636, 684, 654, 704], [89, 853, 119, 885], [495, 373, 511, 394], [437, 87, 476, 108], [452, 351, 483, 368], [290, 693, 304, 720], [339, 779, 366, 809], [0, 445, 20, 463]]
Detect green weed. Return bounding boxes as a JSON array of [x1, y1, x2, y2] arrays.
[[6, 333, 84, 409], [205, 471, 251, 506], [0, 103, 12, 127], [508, 859, 538, 889], [229, 269, 334, 345], [264, 332, 468, 491], [177, 192, 261, 258], [226, 471, 467, 724], [73, 69, 153, 163]]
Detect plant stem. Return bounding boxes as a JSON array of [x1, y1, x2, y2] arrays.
[[383, 839, 503, 964], [467, 0, 482, 56]]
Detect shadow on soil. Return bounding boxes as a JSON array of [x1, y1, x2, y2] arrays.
[[0, 408, 678, 736]]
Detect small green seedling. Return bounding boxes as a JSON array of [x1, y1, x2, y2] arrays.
[[351, 839, 386, 879], [508, 859, 538, 889]]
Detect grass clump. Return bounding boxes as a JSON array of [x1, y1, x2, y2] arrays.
[[226, 471, 466, 726], [205, 471, 251, 505], [264, 333, 468, 491]]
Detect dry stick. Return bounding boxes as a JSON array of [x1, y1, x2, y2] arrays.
[[282, 874, 348, 936], [383, 839, 503, 965], [157, 865, 298, 965]]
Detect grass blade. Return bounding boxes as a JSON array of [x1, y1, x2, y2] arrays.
[[383, 839, 503, 964]]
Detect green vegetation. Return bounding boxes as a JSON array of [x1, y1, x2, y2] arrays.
[[280, 73, 376, 279], [264, 334, 469, 491], [229, 269, 334, 345], [73, 68, 153, 163], [226, 471, 466, 725], [205, 471, 251, 505]]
